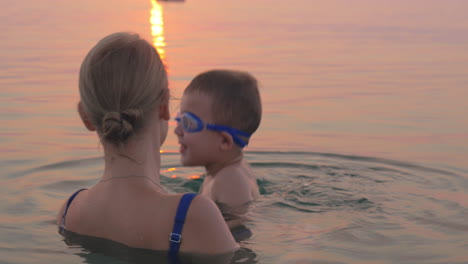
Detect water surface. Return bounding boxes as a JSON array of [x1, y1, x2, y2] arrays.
[[1, 0, 467, 263]]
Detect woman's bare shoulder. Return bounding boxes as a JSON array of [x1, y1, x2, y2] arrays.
[[188, 194, 223, 217], [56, 188, 90, 225], [182, 195, 239, 254]]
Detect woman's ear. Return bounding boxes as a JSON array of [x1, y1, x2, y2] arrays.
[[219, 131, 234, 151], [78, 102, 96, 131], [159, 103, 170, 121]]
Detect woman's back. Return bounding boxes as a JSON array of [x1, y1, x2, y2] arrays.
[[57, 178, 237, 254]]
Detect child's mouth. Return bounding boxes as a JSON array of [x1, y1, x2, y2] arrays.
[[179, 144, 187, 154]]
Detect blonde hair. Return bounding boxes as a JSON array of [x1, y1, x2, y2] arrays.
[[79, 32, 168, 145], [184, 69, 262, 136]]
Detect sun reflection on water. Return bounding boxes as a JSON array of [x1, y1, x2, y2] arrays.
[[150, 0, 166, 61]]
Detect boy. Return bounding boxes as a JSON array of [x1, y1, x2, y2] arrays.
[[174, 69, 262, 230]]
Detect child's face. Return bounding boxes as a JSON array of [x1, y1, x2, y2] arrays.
[[174, 92, 222, 167]]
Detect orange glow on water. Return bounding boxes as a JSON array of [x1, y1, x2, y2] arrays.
[[188, 175, 201, 180], [150, 0, 166, 61]]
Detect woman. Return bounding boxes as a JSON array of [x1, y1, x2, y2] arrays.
[[56, 32, 238, 261]]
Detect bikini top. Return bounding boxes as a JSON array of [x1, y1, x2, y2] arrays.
[[59, 189, 197, 262]]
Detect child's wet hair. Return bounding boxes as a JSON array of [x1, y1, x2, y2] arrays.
[[184, 69, 262, 136]]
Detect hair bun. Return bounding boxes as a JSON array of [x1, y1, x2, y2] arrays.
[[102, 110, 140, 144], [120, 109, 141, 126]]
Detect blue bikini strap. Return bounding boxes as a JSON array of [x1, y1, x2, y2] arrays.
[[59, 188, 87, 234], [168, 193, 197, 263]]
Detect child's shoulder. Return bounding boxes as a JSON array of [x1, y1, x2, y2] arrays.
[[214, 160, 256, 190], [211, 161, 259, 206], [217, 159, 253, 179]]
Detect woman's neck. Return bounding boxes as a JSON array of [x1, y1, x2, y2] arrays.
[[100, 136, 162, 185]]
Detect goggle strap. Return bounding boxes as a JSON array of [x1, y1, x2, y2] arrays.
[[206, 124, 251, 148]]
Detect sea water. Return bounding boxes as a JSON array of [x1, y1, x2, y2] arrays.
[[1, 0, 467, 263]]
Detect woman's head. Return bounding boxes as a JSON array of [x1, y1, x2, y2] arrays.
[[78, 32, 168, 145]]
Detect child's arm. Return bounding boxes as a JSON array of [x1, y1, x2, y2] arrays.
[[212, 171, 255, 209], [215, 200, 252, 229]]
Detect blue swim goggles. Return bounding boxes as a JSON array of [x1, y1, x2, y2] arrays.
[[175, 112, 251, 148]]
